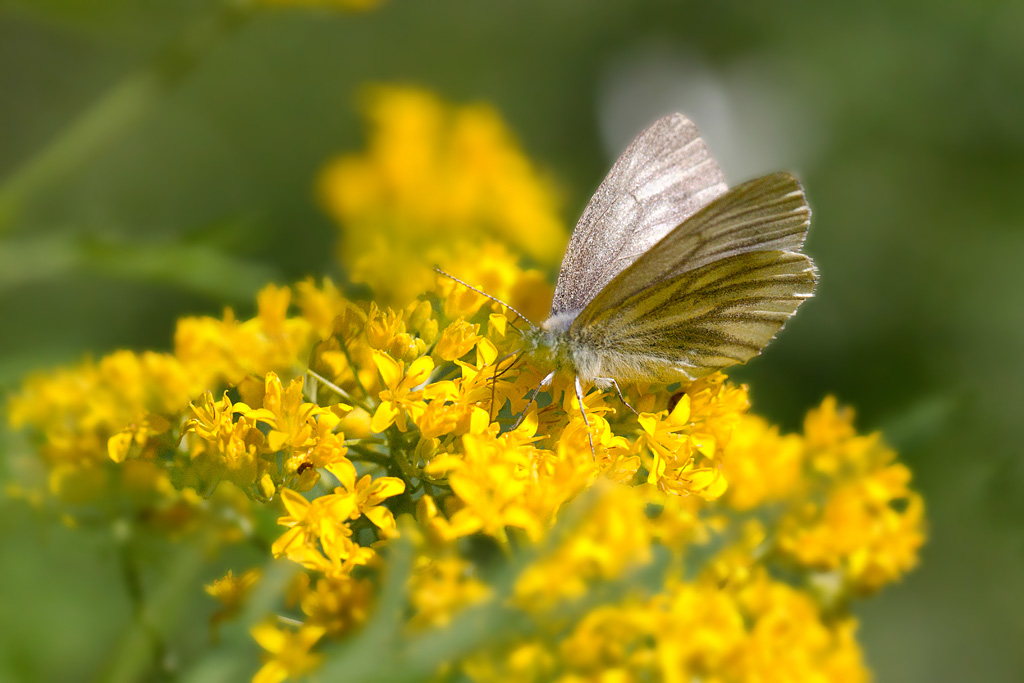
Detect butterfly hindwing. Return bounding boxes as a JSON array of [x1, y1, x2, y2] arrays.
[[570, 250, 816, 382]]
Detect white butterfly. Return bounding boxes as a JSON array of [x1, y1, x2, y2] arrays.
[[443, 113, 816, 429]]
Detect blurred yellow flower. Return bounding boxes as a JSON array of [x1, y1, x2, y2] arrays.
[[251, 620, 325, 683], [434, 318, 482, 361], [206, 568, 263, 637], [319, 85, 565, 305], [408, 554, 491, 630]]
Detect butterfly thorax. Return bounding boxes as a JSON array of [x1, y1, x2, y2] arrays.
[[524, 314, 577, 373], [515, 313, 577, 378], [520, 311, 607, 386]]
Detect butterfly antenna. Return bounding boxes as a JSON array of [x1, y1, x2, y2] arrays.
[[488, 351, 518, 421], [434, 267, 538, 331], [492, 351, 524, 382]]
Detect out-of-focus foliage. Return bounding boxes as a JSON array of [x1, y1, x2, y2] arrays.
[[1, 0, 1022, 682]]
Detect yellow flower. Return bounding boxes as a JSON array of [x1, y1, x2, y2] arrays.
[[107, 413, 173, 464], [295, 277, 349, 342], [206, 568, 262, 608], [9, 351, 193, 472], [514, 483, 653, 609], [408, 554, 491, 629], [721, 415, 805, 510], [411, 379, 471, 439], [805, 395, 858, 451], [425, 411, 594, 545], [186, 391, 236, 444], [326, 460, 406, 537], [297, 517, 376, 578], [297, 574, 374, 637], [365, 302, 431, 362], [251, 620, 325, 683], [370, 350, 434, 432], [305, 408, 353, 469], [8, 265, 924, 683], [779, 460, 926, 594], [434, 318, 482, 361], [434, 242, 552, 324], [206, 568, 262, 636], [272, 488, 358, 565], [728, 571, 868, 682], [637, 395, 727, 500], [235, 372, 323, 452], [174, 283, 316, 392], [426, 428, 541, 542]]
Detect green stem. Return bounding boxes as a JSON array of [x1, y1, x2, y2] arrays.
[[337, 335, 373, 405], [307, 368, 373, 414], [95, 535, 209, 683], [347, 444, 393, 468], [386, 427, 423, 484], [0, 0, 254, 231]]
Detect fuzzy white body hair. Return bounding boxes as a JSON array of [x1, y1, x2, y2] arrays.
[[533, 311, 699, 388]]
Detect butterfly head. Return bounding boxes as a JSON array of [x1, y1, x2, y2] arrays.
[[521, 312, 578, 374]]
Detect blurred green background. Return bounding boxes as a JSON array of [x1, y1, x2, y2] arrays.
[[2, 0, 1022, 680]]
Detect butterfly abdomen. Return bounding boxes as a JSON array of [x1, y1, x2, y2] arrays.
[[568, 340, 704, 384]]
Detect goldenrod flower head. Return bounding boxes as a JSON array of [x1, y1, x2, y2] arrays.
[[6, 90, 925, 683], [319, 86, 565, 304], [6, 255, 925, 683]]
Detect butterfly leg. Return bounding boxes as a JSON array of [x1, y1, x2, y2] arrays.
[[490, 357, 499, 422], [511, 370, 555, 430], [488, 351, 521, 422], [574, 375, 596, 454], [598, 376, 639, 417]]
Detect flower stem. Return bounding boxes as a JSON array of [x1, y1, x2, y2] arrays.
[[0, 0, 253, 231], [95, 533, 209, 683]]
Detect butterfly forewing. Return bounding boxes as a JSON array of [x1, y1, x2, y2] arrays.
[[550, 114, 728, 316], [571, 250, 816, 382], [580, 172, 812, 312]]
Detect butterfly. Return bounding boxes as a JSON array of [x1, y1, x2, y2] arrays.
[[441, 113, 816, 430]]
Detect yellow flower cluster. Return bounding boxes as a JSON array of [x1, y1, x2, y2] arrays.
[[718, 399, 925, 594], [6, 88, 926, 683], [7, 267, 924, 682], [319, 85, 564, 313], [6, 279, 350, 530], [467, 570, 867, 683]]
